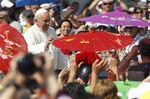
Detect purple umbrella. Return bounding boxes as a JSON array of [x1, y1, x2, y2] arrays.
[[79, 10, 150, 27]]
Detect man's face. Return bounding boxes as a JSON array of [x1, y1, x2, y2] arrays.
[[101, 0, 114, 12], [148, 2, 150, 7], [35, 12, 50, 32], [132, 10, 143, 19], [124, 27, 139, 38], [24, 14, 34, 25], [30, 5, 40, 14], [49, 6, 60, 18]]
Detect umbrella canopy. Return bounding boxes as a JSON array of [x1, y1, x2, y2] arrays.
[[16, 0, 60, 7], [53, 31, 133, 52], [0, 21, 27, 71], [79, 10, 150, 27]]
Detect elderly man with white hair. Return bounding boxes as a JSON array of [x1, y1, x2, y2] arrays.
[[23, 8, 68, 70]]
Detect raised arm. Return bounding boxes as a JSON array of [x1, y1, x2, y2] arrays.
[[118, 46, 139, 74], [88, 0, 100, 15], [67, 54, 78, 83], [90, 59, 107, 93], [57, 67, 70, 89]]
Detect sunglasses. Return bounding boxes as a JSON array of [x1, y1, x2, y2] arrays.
[[27, 15, 34, 18], [103, 2, 112, 5], [122, 10, 129, 13], [134, 11, 143, 14], [50, 7, 59, 11]]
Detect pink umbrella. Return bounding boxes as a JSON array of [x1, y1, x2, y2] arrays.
[[79, 10, 150, 27]]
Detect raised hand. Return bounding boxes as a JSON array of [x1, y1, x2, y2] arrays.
[[92, 59, 108, 74], [44, 34, 54, 51], [67, 54, 78, 83], [69, 54, 78, 74], [90, 59, 108, 93], [57, 67, 70, 89], [58, 67, 70, 79]]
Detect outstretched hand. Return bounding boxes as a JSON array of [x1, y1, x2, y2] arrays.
[[58, 67, 70, 78], [92, 59, 108, 74], [69, 54, 78, 74], [44, 35, 54, 51], [67, 54, 78, 83]]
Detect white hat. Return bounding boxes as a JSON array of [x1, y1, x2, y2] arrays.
[[61, 7, 74, 19], [34, 8, 48, 19], [97, 0, 114, 6], [85, 22, 94, 26], [129, 7, 135, 13], [97, 1, 103, 6], [96, 23, 110, 28], [40, 3, 50, 8], [1, 0, 14, 8]]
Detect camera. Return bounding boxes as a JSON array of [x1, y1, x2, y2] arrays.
[[99, 70, 108, 79]]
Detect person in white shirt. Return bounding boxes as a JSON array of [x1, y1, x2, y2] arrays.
[[23, 8, 68, 70]]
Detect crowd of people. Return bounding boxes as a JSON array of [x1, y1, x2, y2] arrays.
[[0, 0, 150, 99]]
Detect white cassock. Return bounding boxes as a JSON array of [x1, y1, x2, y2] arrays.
[[23, 24, 68, 70]]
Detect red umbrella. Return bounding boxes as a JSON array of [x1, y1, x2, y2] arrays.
[[53, 31, 133, 52], [0, 21, 27, 71]]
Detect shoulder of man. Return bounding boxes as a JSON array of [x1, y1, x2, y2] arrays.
[[128, 63, 150, 81]]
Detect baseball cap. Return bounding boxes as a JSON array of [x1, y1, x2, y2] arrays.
[[97, 1, 103, 6], [97, 0, 114, 6], [1, 0, 14, 8], [22, 10, 34, 18], [129, 7, 135, 13], [49, 3, 60, 11], [61, 6, 75, 19], [40, 3, 51, 10], [96, 23, 110, 28], [40, 3, 50, 8]]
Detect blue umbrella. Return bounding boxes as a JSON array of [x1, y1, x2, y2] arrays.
[[16, 0, 60, 7]]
